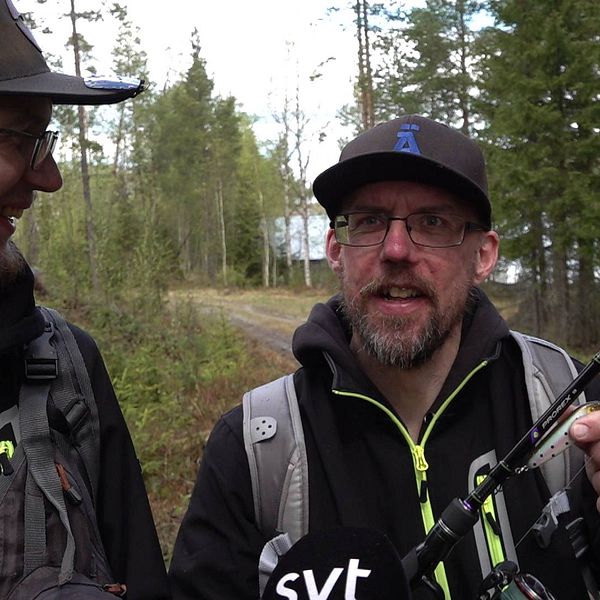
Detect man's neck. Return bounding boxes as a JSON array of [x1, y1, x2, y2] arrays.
[[352, 325, 462, 443]]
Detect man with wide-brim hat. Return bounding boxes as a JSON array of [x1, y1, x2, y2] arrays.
[[0, 1, 170, 598], [0, 0, 143, 104]]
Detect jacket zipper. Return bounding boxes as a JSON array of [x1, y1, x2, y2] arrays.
[[332, 359, 489, 600]]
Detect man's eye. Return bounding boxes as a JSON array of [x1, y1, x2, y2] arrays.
[[353, 214, 383, 228], [421, 214, 446, 228]]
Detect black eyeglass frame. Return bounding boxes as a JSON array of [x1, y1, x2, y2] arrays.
[[331, 211, 489, 249], [0, 127, 59, 170]]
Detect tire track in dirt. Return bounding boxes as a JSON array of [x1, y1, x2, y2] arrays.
[[169, 289, 310, 367]]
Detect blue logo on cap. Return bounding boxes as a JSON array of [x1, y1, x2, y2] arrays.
[[394, 124, 421, 155]]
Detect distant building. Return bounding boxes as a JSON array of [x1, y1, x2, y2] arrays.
[[273, 213, 329, 260]]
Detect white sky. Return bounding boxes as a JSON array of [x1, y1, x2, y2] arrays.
[[17, 0, 365, 181]]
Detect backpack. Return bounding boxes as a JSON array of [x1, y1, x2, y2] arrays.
[[0, 307, 124, 599], [242, 330, 589, 595]]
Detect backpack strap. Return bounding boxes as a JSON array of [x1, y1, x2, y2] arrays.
[[242, 373, 309, 544], [39, 307, 101, 501], [509, 333, 600, 595], [510, 330, 586, 495], [19, 321, 76, 585]]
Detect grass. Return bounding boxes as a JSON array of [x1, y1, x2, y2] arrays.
[[140, 336, 296, 562], [93, 294, 300, 563]]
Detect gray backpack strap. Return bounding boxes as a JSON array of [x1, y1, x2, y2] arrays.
[[510, 330, 586, 494], [19, 321, 76, 584], [512, 332, 600, 596], [242, 373, 309, 543], [257, 533, 294, 598], [39, 307, 101, 500]]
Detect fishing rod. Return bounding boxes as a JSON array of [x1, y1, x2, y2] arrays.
[[401, 349, 600, 598]]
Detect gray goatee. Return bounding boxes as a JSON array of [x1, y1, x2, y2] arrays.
[[340, 277, 475, 369]]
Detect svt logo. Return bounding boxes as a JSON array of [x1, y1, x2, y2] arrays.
[[274, 558, 371, 600], [393, 123, 421, 154]]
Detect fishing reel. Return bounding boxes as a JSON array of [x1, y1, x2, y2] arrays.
[[478, 561, 556, 600]]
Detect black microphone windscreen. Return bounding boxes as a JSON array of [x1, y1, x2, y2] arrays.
[[262, 527, 412, 600]]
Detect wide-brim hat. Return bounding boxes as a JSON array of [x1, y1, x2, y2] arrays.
[[313, 115, 491, 228], [0, 0, 144, 105]]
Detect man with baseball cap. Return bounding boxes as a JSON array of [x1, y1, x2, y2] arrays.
[[0, 0, 170, 598], [170, 115, 600, 599]]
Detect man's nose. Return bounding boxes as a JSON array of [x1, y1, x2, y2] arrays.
[[23, 155, 63, 193], [380, 218, 415, 261]]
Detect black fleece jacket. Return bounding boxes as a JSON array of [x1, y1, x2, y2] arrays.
[[0, 265, 171, 599], [169, 288, 600, 600]]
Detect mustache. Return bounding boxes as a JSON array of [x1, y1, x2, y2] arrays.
[[357, 274, 437, 302]]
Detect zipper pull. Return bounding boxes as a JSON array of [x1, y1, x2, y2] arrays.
[[413, 445, 429, 472], [0, 440, 15, 476], [55, 462, 83, 505]]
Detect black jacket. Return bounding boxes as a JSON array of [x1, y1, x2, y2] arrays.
[[169, 288, 600, 600], [0, 265, 171, 600]]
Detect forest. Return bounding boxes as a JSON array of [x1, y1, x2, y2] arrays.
[[16, 0, 600, 349], [12, 0, 600, 557]]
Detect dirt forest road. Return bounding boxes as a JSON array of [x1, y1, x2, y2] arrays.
[[169, 287, 332, 370]]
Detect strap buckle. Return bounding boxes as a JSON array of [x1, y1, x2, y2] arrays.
[[24, 322, 58, 381], [532, 489, 571, 548]]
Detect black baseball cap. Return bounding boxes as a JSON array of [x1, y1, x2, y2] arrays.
[[0, 0, 144, 105], [313, 115, 491, 228]]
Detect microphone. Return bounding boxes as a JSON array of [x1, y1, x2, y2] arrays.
[[262, 527, 412, 600]]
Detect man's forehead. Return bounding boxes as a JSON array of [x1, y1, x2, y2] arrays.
[[0, 95, 52, 126], [345, 180, 466, 210]]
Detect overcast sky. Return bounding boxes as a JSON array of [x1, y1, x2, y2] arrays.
[[18, 0, 369, 180]]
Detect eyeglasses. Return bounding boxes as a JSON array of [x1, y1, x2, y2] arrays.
[[0, 128, 59, 170], [333, 211, 488, 248]]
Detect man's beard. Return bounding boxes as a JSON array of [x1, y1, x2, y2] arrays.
[[0, 241, 27, 287], [340, 269, 475, 369]]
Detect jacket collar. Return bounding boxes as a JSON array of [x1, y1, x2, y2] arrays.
[[432, 287, 508, 409]]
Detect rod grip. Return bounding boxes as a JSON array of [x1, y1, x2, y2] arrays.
[[403, 498, 479, 585]]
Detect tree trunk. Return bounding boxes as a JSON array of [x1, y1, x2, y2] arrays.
[[531, 214, 548, 337], [291, 80, 312, 287], [112, 104, 126, 175], [301, 198, 312, 288], [271, 244, 278, 288], [356, 0, 374, 130], [258, 189, 270, 288], [573, 247, 597, 349], [549, 247, 569, 345], [69, 0, 99, 293], [283, 172, 293, 272], [178, 214, 191, 275], [456, 0, 470, 133], [216, 179, 227, 286]]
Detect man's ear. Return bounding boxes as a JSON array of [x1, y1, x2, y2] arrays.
[[473, 230, 500, 285], [326, 228, 343, 275]]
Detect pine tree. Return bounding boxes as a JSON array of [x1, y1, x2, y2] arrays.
[[148, 30, 214, 276], [479, 0, 600, 347], [372, 0, 483, 131]]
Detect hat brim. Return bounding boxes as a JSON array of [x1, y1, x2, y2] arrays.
[[0, 71, 142, 105], [313, 151, 491, 227]]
